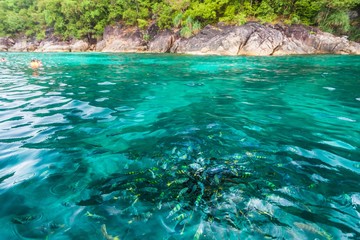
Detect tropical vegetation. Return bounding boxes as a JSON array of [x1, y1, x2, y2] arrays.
[[0, 0, 359, 41]]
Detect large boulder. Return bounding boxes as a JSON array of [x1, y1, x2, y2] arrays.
[[171, 24, 253, 55], [71, 40, 89, 52], [8, 38, 28, 52], [313, 32, 360, 54], [101, 25, 146, 52], [0, 38, 10, 51], [273, 24, 360, 55], [36, 41, 71, 52], [96, 40, 106, 51], [171, 22, 360, 56], [238, 23, 283, 56], [148, 30, 177, 53]]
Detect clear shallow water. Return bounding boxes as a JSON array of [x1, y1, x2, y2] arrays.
[[0, 53, 359, 240]]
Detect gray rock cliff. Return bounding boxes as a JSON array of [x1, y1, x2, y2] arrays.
[[1, 23, 359, 55]]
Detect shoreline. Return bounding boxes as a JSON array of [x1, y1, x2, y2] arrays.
[[1, 23, 360, 56]]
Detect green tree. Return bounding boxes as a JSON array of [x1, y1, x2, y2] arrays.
[[0, 0, 359, 41]]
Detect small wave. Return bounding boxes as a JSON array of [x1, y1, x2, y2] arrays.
[[98, 81, 116, 85], [320, 140, 356, 150], [323, 87, 336, 91], [95, 98, 108, 102], [337, 117, 356, 122]]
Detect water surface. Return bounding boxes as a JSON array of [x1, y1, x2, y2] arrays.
[[0, 53, 359, 239]]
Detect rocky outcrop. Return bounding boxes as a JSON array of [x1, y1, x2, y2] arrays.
[[71, 40, 89, 52], [36, 41, 71, 52], [170, 23, 284, 55], [169, 23, 360, 55], [101, 25, 146, 52], [238, 23, 283, 55], [96, 40, 106, 51], [8, 38, 28, 52], [272, 24, 360, 55], [1, 22, 359, 55], [0, 37, 13, 51], [149, 30, 176, 53], [170, 24, 251, 55]]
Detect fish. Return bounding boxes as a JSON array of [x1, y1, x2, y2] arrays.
[[198, 182, 205, 195], [177, 170, 187, 175], [131, 195, 139, 206], [193, 221, 204, 240], [172, 213, 187, 222], [157, 192, 165, 209], [213, 174, 220, 185], [195, 194, 203, 207], [85, 211, 106, 220], [126, 170, 144, 175], [167, 204, 182, 219], [176, 187, 189, 199], [148, 169, 156, 179], [224, 214, 240, 230], [11, 215, 36, 224], [134, 178, 147, 183], [239, 172, 252, 178], [101, 224, 120, 240], [294, 222, 333, 240], [167, 178, 189, 187], [265, 181, 276, 190], [128, 212, 152, 224]]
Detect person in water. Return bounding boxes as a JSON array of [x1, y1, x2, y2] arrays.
[[30, 59, 42, 69], [0, 57, 6, 62]]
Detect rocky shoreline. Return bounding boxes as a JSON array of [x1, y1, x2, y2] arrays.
[[1, 22, 359, 56]]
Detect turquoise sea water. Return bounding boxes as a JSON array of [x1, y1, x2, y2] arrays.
[[0, 53, 359, 239]]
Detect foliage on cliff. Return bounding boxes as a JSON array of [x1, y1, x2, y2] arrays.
[[0, 0, 359, 41]]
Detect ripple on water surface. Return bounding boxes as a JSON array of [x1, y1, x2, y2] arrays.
[[0, 53, 359, 239]]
